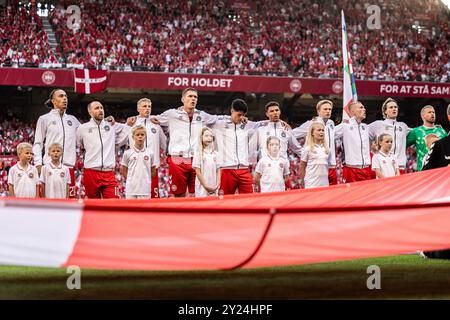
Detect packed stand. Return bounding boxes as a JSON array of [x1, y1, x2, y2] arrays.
[[46, 0, 450, 82], [1, 0, 449, 82], [0, 1, 62, 68]]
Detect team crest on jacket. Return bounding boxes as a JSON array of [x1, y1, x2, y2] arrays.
[[240, 124, 245, 129], [28, 173, 34, 179], [104, 125, 110, 131], [151, 128, 157, 134], [281, 132, 286, 138], [60, 172, 65, 178], [399, 127, 402, 131], [330, 123, 334, 129], [67, 120, 73, 126], [196, 116, 202, 121], [361, 126, 365, 130]]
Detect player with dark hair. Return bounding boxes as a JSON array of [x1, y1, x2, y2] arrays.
[[212, 99, 257, 195], [368, 98, 410, 174], [252, 101, 302, 161], [33, 89, 80, 198]]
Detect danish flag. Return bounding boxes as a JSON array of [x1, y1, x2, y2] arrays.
[[73, 69, 107, 94]]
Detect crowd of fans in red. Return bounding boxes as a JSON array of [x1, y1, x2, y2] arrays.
[[0, 117, 419, 198], [0, 0, 449, 82], [0, 4, 62, 68]]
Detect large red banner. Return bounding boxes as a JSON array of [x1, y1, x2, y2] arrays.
[[1, 167, 450, 271], [0, 67, 449, 98]]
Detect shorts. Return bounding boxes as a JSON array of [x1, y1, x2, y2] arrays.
[[68, 167, 76, 198], [342, 166, 374, 183], [151, 168, 159, 198], [82, 168, 119, 199], [328, 167, 338, 185], [167, 156, 195, 196], [220, 168, 253, 195]]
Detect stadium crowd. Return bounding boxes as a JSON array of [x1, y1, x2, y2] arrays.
[[0, 0, 449, 82], [0, 3, 62, 68]]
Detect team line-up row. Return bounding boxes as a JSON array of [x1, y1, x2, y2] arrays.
[[7, 88, 448, 199]]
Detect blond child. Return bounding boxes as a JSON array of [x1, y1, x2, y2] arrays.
[[254, 136, 290, 192], [120, 125, 156, 199], [8, 142, 39, 198], [371, 133, 400, 179], [40, 143, 71, 198], [299, 122, 330, 188], [192, 127, 220, 197]]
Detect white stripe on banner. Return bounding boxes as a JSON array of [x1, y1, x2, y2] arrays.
[[0, 200, 83, 267], [84, 69, 90, 94]]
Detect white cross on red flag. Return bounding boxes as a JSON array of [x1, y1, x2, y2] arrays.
[[73, 69, 108, 94]]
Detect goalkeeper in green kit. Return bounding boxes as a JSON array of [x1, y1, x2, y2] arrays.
[[406, 105, 447, 171]]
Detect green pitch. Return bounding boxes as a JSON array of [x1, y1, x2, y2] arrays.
[[1, 255, 449, 299]]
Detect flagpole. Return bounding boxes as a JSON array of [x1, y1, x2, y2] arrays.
[[341, 10, 358, 122]]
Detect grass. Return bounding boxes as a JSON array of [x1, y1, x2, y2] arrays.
[[1, 255, 450, 299]]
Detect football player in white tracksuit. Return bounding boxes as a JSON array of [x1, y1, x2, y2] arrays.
[[124, 98, 167, 198], [33, 89, 80, 197], [76, 101, 129, 199], [154, 88, 220, 197], [252, 101, 303, 161], [212, 99, 258, 195], [368, 98, 410, 174], [334, 102, 373, 183]]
